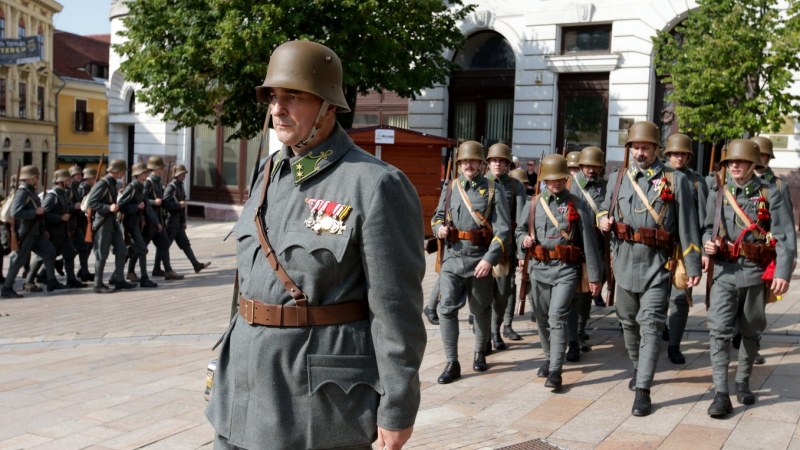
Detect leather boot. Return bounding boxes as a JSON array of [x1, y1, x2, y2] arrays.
[[140, 278, 159, 288], [502, 326, 522, 340], [152, 268, 165, 277], [194, 261, 211, 273], [126, 272, 140, 282], [662, 326, 670, 342], [566, 341, 580, 362], [707, 392, 733, 418], [667, 345, 686, 364], [423, 306, 439, 325], [472, 352, 488, 372], [492, 333, 506, 351], [545, 370, 563, 392], [753, 353, 765, 365], [46, 281, 66, 292], [631, 388, 652, 416], [537, 360, 550, 378], [628, 369, 637, 391], [736, 382, 755, 405], [164, 271, 185, 280], [437, 361, 461, 384]]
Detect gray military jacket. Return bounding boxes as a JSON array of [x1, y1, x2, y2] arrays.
[[10, 183, 44, 240], [205, 125, 426, 449], [430, 172, 511, 276], [515, 190, 602, 285], [669, 163, 710, 232], [42, 186, 72, 240], [703, 176, 797, 287], [87, 175, 119, 231], [144, 175, 166, 226], [162, 179, 187, 231], [118, 180, 160, 230], [599, 161, 702, 292], [487, 173, 526, 259]]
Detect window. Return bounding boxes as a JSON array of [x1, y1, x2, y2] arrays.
[[383, 114, 408, 129], [37, 27, 44, 56], [0, 78, 6, 116], [87, 63, 109, 79], [37, 86, 44, 120], [0, 16, 5, 39], [74, 99, 94, 132], [18, 18, 25, 38], [561, 24, 612, 54], [128, 91, 136, 112], [18, 82, 26, 118], [352, 113, 379, 128]]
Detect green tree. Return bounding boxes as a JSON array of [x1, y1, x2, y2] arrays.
[[653, 0, 800, 142], [116, 0, 474, 138]]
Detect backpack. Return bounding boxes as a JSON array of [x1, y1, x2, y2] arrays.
[[0, 192, 14, 223]]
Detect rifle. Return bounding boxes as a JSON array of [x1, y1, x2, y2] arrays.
[[708, 142, 717, 174], [84, 152, 105, 244], [9, 161, 21, 252], [518, 150, 544, 314], [433, 146, 455, 273], [164, 161, 172, 190], [605, 144, 631, 306], [706, 144, 726, 310]]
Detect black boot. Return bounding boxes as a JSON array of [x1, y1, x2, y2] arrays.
[[566, 341, 580, 362], [140, 278, 159, 288], [628, 369, 638, 391], [732, 332, 741, 349], [662, 326, 670, 342], [46, 280, 66, 292], [472, 352, 488, 372], [707, 392, 733, 418], [545, 370, 563, 392], [66, 278, 87, 289], [592, 295, 606, 307], [537, 360, 550, 378], [502, 325, 522, 340], [753, 353, 765, 365], [668, 345, 686, 364], [631, 388, 652, 416], [492, 333, 506, 351], [437, 361, 461, 384], [423, 306, 439, 325], [194, 261, 211, 273], [736, 382, 755, 405]]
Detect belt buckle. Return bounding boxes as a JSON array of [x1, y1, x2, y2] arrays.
[[242, 299, 256, 325]]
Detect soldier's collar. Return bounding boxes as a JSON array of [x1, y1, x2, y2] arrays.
[[460, 172, 485, 189], [542, 189, 568, 203], [728, 177, 761, 197], [628, 161, 664, 180], [575, 171, 589, 189], [759, 167, 775, 182], [288, 124, 353, 185], [487, 172, 509, 183]]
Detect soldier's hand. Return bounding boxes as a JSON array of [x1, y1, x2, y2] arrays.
[[703, 240, 718, 255], [598, 215, 613, 232], [157, 224, 163, 232], [61, 213, 70, 222], [154, 198, 162, 206], [686, 276, 701, 288], [702, 256, 710, 272], [522, 235, 535, 249], [437, 225, 449, 240], [375, 425, 413, 450], [771, 278, 790, 296], [110, 203, 119, 213], [474, 260, 492, 278], [589, 281, 602, 297], [179, 200, 186, 208], [36, 207, 45, 215], [137, 201, 145, 210]]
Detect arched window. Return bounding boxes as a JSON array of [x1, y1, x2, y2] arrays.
[[23, 139, 32, 165], [128, 90, 136, 113]]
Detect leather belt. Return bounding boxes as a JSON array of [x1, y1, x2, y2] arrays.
[[238, 294, 369, 327], [456, 230, 473, 240]]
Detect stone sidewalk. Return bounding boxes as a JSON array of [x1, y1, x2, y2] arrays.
[[0, 221, 798, 449]]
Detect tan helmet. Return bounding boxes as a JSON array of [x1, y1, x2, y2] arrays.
[[147, 155, 165, 169], [509, 168, 529, 184], [486, 143, 512, 163], [722, 139, 762, 167], [578, 146, 605, 166], [19, 165, 40, 181], [751, 136, 774, 159], [566, 151, 582, 168], [173, 164, 188, 177], [664, 133, 693, 155], [456, 141, 485, 162], [53, 169, 71, 183], [108, 159, 127, 173], [539, 154, 570, 181], [131, 162, 150, 177], [83, 167, 97, 179], [625, 121, 660, 147], [255, 40, 350, 112], [69, 164, 82, 176]]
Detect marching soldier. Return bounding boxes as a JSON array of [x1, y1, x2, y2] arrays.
[[160, 165, 211, 274], [79, 167, 97, 199], [431, 140, 510, 384], [517, 154, 602, 392], [485, 143, 526, 350], [566, 151, 582, 177], [68, 165, 93, 282], [141, 156, 183, 280], [598, 121, 702, 416], [1, 166, 60, 298], [703, 139, 796, 417], [88, 159, 134, 293], [662, 134, 709, 365], [118, 162, 159, 288], [566, 146, 607, 362]]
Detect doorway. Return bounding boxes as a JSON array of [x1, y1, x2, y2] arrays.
[[556, 73, 608, 154]]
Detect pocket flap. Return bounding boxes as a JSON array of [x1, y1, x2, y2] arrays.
[[278, 230, 350, 263], [307, 354, 384, 396]]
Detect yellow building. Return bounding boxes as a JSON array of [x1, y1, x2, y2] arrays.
[[53, 30, 109, 169], [0, 0, 62, 193]]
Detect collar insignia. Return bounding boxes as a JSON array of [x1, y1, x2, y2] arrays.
[[292, 150, 333, 185]]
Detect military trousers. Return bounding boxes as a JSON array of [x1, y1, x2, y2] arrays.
[[615, 277, 671, 389], [93, 220, 126, 287], [707, 278, 765, 394], [2, 233, 55, 291], [125, 223, 151, 279], [532, 275, 577, 373], [437, 270, 493, 362], [427, 277, 441, 310], [502, 274, 518, 328], [30, 235, 76, 283], [491, 269, 513, 333], [136, 227, 173, 274], [667, 286, 692, 346], [567, 292, 592, 342], [156, 226, 201, 270]]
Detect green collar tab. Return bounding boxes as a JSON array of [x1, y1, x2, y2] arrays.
[[291, 149, 333, 185]]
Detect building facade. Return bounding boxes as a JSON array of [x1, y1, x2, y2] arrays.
[[0, 0, 62, 192]]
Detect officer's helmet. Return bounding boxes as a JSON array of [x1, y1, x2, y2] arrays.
[[509, 168, 529, 184], [456, 141, 485, 162], [53, 169, 71, 183], [255, 40, 350, 112], [664, 133, 693, 155], [147, 155, 165, 169], [751, 136, 774, 159], [722, 139, 762, 167], [578, 146, 604, 166], [131, 162, 150, 177], [173, 164, 188, 177], [486, 143, 512, 163], [19, 165, 40, 181], [625, 121, 660, 148], [539, 154, 570, 181], [566, 151, 582, 168], [108, 160, 127, 173]]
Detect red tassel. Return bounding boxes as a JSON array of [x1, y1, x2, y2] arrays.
[[761, 259, 775, 282]]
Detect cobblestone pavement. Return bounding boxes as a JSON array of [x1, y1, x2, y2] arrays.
[[0, 221, 798, 449]]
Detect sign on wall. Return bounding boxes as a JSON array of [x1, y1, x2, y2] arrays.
[[0, 37, 42, 65]]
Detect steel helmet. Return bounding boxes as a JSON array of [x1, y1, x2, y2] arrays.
[[539, 154, 570, 181], [53, 169, 71, 183], [664, 133, 693, 155], [108, 159, 127, 173], [131, 162, 150, 177], [173, 164, 188, 177], [578, 146, 604, 166], [626, 121, 660, 147], [456, 141, 485, 162], [69, 165, 82, 176], [486, 143, 512, 163], [82, 167, 97, 179], [509, 168, 529, 184], [147, 155, 165, 169], [751, 136, 774, 159], [722, 139, 762, 167], [255, 40, 350, 112], [19, 165, 40, 181], [566, 151, 582, 168]]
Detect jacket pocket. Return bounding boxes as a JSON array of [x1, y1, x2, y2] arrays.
[[307, 354, 383, 449]]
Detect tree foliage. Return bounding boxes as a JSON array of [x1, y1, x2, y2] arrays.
[[653, 0, 800, 142], [115, 0, 473, 139]]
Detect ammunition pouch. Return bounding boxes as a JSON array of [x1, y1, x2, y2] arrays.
[[453, 227, 492, 247], [615, 223, 672, 251], [425, 238, 439, 254], [718, 240, 776, 268], [530, 244, 584, 264]]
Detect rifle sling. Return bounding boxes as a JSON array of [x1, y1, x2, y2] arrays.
[[711, 170, 726, 241], [539, 195, 572, 241], [609, 165, 626, 221]]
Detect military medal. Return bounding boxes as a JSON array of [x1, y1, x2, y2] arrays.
[[305, 198, 353, 234]]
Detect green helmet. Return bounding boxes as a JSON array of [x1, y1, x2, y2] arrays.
[[173, 164, 188, 177], [751, 136, 774, 159], [255, 40, 350, 112], [539, 154, 570, 181], [626, 121, 660, 148], [722, 139, 761, 167], [147, 155, 165, 169], [82, 167, 97, 179], [456, 141, 485, 162], [578, 146, 604, 166], [664, 133, 693, 155], [69, 165, 82, 176], [566, 151, 582, 168], [19, 165, 40, 181], [54, 169, 71, 183], [108, 159, 127, 173], [131, 162, 150, 177], [509, 168, 528, 184], [486, 143, 512, 163]]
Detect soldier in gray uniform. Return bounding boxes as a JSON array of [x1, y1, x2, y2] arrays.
[[702, 139, 795, 417], [161, 165, 211, 274], [68, 165, 93, 282], [142, 156, 183, 280], [205, 40, 426, 450], [1, 166, 59, 298], [485, 143, 526, 350], [87, 160, 134, 293], [118, 162, 159, 288], [598, 121, 702, 416], [566, 146, 607, 361], [517, 154, 602, 392], [431, 140, 510, 384], [566, 151, 582, 177], [662, 134, 709, 365]]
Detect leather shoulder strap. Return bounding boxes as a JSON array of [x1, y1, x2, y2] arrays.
[[528, 194, 540, 243]]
